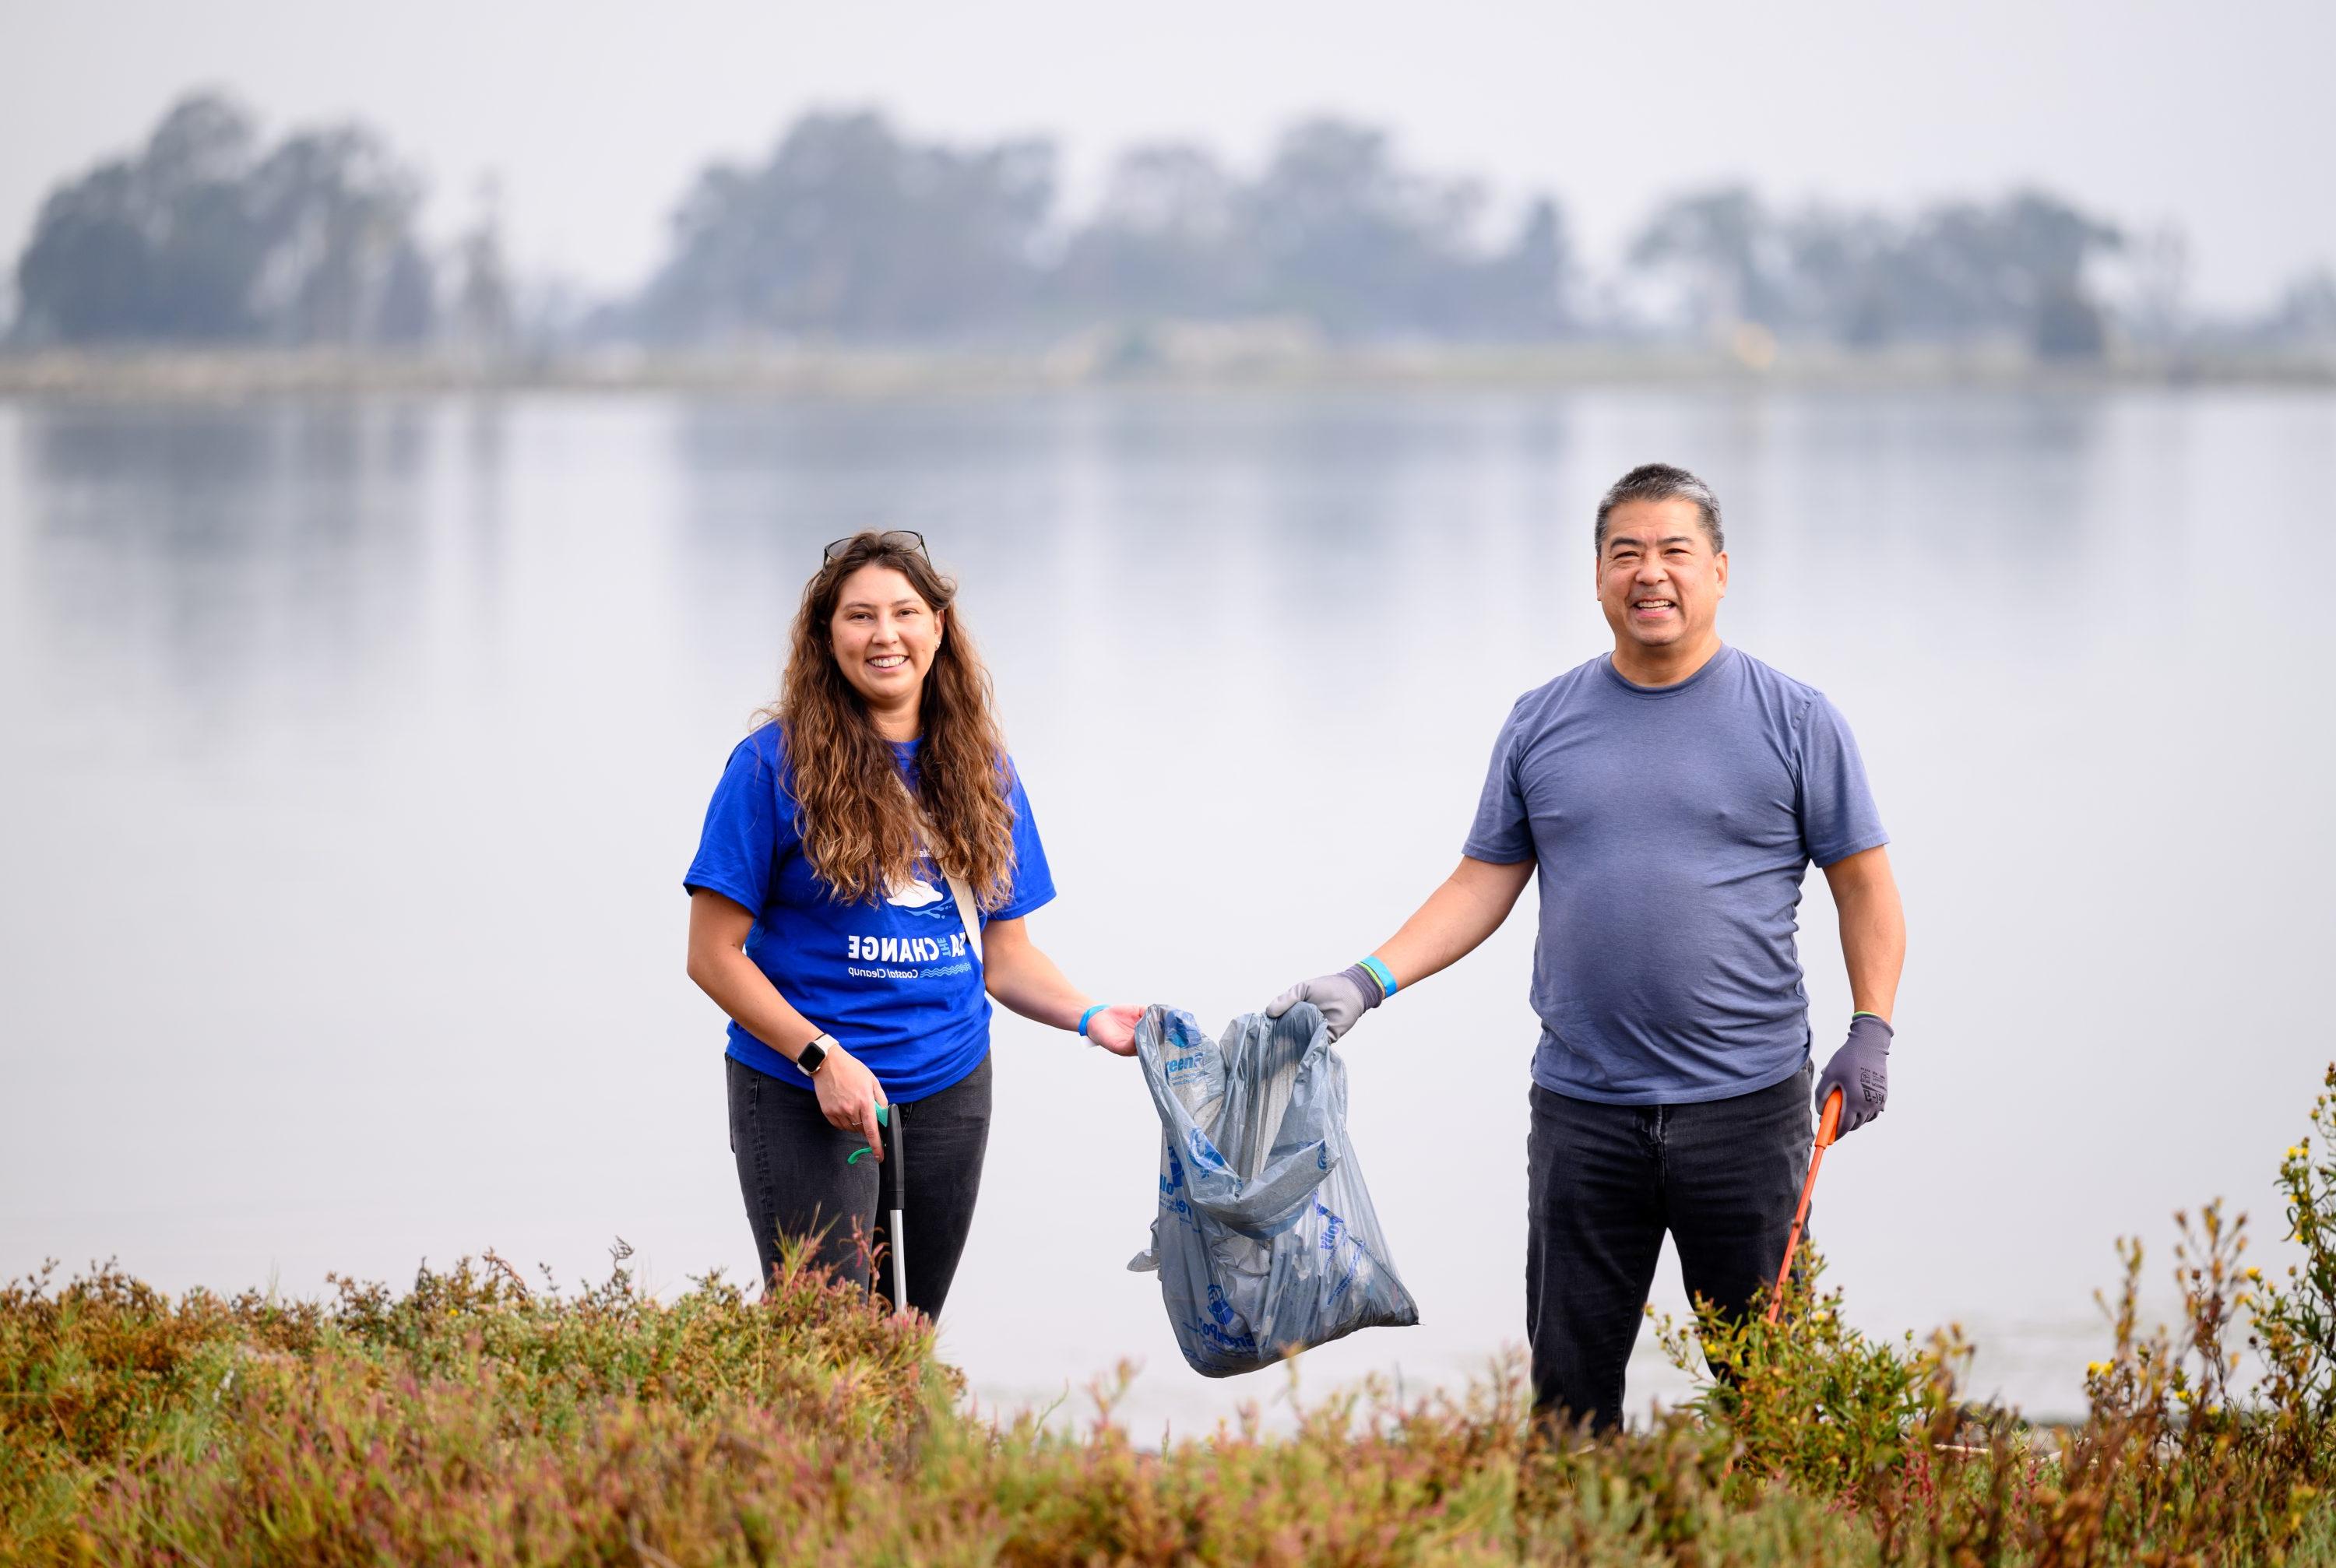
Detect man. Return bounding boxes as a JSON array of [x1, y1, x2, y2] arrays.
[[1269, 462, 1905, 1433]]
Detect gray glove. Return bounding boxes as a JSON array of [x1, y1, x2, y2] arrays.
[[1265, 962, 1387, 1042], [1814, 1014, 1892, 1136]]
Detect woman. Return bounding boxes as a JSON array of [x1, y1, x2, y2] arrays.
[[684, 529, 1141, 1319]]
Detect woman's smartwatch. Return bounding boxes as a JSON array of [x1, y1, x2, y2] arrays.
[[797, 1033, 839, 1074]]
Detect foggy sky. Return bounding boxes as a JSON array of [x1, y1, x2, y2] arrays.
[[4, 0, 2331, 313]]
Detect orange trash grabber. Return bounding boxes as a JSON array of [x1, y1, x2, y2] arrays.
[[1764, 1087, 1843, 1325]]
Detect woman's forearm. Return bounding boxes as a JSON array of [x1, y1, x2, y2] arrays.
[[687, 946, 821, 1061], [980, 926, 1091, 1032]]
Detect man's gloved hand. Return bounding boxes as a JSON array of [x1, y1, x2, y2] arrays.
[[1815, 1014, 1892, 1135], [1265, 962, 1387, 1042]]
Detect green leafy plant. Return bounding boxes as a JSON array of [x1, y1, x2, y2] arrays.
[[2254, 1066, 2336, 1469], [1651, 1248, 1968, 1508]]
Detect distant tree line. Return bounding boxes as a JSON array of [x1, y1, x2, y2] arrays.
[[632, 113, 1572, 343], [11, 93, 2334, 359], [1624, 186, 2127, 358], [13, 95, 436, 346]]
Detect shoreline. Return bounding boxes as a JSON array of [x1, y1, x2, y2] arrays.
[[3, 341, 2332, 402]]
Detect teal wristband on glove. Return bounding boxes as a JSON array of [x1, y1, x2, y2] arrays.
[[1357, 955, 1398, 998], [1078, 1004, 1106, 1037]]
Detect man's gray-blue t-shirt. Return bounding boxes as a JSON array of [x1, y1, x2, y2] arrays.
[[1465, 645, 1887, 1106]]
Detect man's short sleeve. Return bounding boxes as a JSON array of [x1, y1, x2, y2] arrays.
[[684, 734, 781, 915], [1796, 694, 1890, 867], [1461, 700, 1536, 864], [988, 761, 1057, 921]]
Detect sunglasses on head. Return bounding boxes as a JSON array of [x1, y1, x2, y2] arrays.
[[823, 529, 928, 564]]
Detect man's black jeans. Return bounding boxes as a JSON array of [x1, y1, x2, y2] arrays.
[[1525, 1061, 1814, 1433]]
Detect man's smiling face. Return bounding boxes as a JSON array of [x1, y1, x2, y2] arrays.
[[1596, 497, 1728, 658]]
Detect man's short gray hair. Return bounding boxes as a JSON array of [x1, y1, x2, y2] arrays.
[[1594, 463, 1725, 554]]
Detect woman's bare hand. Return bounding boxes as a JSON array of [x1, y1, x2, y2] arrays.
[[1083, 1003, 1146, 1058], [813, 1047, 888, 1156]]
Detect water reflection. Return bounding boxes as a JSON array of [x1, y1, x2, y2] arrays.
[[2, 385, 2332, 1433], [17, 402, 433, 747]]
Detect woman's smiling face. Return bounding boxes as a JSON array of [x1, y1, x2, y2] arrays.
[[829, 564, 943, 715]]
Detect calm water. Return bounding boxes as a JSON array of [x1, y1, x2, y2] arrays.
[[3, 385, 2332, 1428]]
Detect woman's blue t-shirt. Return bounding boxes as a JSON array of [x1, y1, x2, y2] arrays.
[[684, 724, 1054, 1101]]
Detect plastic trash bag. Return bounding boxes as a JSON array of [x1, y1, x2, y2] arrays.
[[1128, 1002, 1418, 1376]]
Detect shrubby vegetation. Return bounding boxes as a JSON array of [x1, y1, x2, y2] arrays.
[[5, 1067, 2334, 1563], [16, 93, 2336, 359]]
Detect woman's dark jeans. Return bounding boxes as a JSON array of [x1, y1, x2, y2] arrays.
[[727, 1051, 993, 1319], [1525, 1061, 1814, 1433]]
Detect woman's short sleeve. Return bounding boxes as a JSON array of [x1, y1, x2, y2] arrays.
[[989, 762, 1057, 921], [684, 733, 784, 915]]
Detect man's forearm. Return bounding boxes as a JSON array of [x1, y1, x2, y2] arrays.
[[1265, 856, 1533, 1042], [1833, 876, 1905, 1021], [1374, 856, 1536, 990]]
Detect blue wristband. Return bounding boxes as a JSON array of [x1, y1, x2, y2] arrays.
[[1078, 1004, 1106, 1037], [1358, 955, 1398, 999]]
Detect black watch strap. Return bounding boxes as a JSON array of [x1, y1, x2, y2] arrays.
[[797, 1034, 836, 1074]]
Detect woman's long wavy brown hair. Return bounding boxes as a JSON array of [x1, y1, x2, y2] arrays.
[[761, 533, 1018, 909]]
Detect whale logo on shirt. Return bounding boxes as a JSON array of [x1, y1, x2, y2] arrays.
[[884, 876, 946, 909]]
